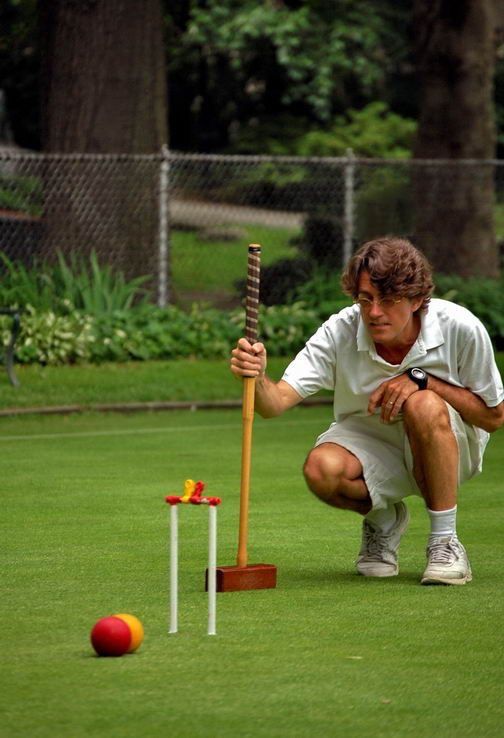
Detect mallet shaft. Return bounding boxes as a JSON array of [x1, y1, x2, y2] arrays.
[[237, 244, 261, 568]]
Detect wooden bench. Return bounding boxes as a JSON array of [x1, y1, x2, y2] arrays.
[[0, 308, 20, 386]]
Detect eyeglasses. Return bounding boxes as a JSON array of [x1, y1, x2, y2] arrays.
[[354, 295, 403, 310]]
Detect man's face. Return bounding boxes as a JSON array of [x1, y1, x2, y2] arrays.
[[356, 271, 423, 348]]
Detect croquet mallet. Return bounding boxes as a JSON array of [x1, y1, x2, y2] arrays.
[[209, 243, 277, 592]]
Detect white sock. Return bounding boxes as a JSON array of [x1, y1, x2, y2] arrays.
[[428, 506, 457, 541], [365, 505, 397, 534]]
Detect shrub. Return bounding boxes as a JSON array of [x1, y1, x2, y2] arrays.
[[2, 273, 503, 367], [2, 305, 95, 365], [296, 210, 344, 270], [238, 257, 313, 306], [0, 250, 151, 316], [434, 275, 504, 349], [289, 269, 352, 321], [355, 167, 413, 243], [228, 104, 416, 159], [1, 302, 318, 366]]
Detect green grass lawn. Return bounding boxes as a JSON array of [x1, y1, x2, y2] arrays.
[[171, 224, 298, 306], [1, 406, 504, 738], [2, 354, 503, 413], [0, 357, 291, 411]]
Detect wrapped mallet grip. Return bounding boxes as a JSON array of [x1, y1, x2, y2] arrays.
[[245, 245, 261, 345]]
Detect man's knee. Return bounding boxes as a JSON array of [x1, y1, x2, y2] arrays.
[[303, 446, 346, 506], [403, 390, 452, 440]]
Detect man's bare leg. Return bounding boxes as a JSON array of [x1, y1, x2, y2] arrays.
[[403, 391, 472, 584], [303, 443, 371, 514], [303, 442, 409, 577], [403, 390, 458, 510]]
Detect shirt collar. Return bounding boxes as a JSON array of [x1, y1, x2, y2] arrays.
[[420, 300, 445, 350]]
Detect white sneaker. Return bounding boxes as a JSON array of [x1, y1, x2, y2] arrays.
[[421, 536, 472, 585], [356, 502, 410, 577]]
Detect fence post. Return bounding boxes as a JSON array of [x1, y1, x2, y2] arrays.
[[158, 145, 170, 307], [343, 147, 355, 266]]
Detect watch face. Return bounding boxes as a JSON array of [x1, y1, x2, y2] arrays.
[[411, 368, 425, 380]]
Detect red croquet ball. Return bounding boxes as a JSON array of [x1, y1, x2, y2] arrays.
[[90, 616, 132, 657]]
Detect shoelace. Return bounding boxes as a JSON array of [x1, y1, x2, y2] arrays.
[[362, 523, 393, 559], [428, 538, 461, 564]]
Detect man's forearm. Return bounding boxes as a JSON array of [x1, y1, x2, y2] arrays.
[[427, 375, 503, 432], [254, 376, 302, 418]]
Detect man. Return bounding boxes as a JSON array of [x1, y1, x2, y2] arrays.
[[230, 237, 504, 585]]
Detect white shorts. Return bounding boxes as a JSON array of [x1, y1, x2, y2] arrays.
[[314, 407, 487, 511]]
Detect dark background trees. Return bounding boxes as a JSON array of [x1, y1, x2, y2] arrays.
[[32, 0, 167, 279], [413, 0, 501, 277], [39, 0, 167, 153], [1, 0, 504, 277], [2, 0, 502, 158]]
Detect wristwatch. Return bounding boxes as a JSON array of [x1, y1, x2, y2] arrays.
[[407, 367, 428, 390]]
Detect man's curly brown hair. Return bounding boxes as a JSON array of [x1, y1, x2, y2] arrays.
[[341, 236, 434, 311]]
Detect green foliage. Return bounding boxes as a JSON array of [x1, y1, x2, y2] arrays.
[[434, 274, 504, 348], [0, 252, 55, 311], [0, 251, 151, 316], [289, 269, 353, 321], [260, 301, 319, 354], [0, 301, 322, 366], [175, 2, 396, 123], [52, 251, 150, 315], [166, 0, 412, 150], [294, 103, 416, 159], [0, 174, 42, 215], [5, 271, 504, 366], [229, 104, 417, 159], [91, 304, 243, 363], [3, 305, 95, 365]]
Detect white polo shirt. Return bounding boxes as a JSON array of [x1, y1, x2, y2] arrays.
[[282, 299, 503, 506], [282, 298, 503, 422]]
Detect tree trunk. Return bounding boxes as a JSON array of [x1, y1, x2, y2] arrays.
[[39, 0, 167, 283], [413, 0, 499, 277]]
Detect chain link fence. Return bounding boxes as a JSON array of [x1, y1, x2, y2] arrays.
[[1, 148, 503, 309]]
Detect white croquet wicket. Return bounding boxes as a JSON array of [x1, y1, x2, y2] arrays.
[[166, 480, 221, 636]]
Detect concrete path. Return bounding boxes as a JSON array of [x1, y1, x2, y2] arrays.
[[170, 198, 304, 229]]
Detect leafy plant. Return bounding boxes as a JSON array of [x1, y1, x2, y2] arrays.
[[1, 301, 320, 366], [0, 250, 151, 316], [294, 103, 416, 159], [229, 103, 417, 159], [2, 305, 94, 365], [3, 272, 504, 367], [52, 251, 150, 315]]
